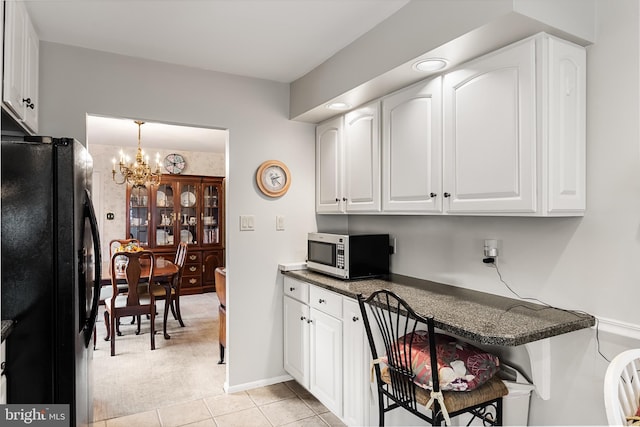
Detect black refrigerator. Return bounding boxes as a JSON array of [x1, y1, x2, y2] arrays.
[[1, 136, 102, 426]]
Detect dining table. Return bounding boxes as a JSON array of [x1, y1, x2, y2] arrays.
[[101, 257, 180, 339]]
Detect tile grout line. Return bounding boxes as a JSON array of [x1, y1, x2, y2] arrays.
[[281, 381, 333, 426]]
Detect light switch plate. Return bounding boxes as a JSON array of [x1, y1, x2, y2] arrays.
[[276, 215, 285, 231], [240, 215, 255, 231]]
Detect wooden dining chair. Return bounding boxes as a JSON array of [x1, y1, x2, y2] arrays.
[[104, 250, 156, 356], [358, 290, 507, 426], [93, 239, 143, 349], [215, 267, 226, 364], [149, 241, 188, 339]]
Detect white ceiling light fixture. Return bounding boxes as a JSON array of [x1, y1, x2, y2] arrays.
[[326, 101, 352, 111], [412, 58, 448, 72]]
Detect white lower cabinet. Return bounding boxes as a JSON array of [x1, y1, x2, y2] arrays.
[[283, 294, 309, 387], [284, 277, 370, 425], [342, 298, 370, 427], [309, 307, 343, 416]]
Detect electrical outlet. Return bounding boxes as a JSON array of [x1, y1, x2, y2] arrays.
[[483, 239, 498, 258]]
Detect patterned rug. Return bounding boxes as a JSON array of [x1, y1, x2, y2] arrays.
[[92, 292, 226, 422]]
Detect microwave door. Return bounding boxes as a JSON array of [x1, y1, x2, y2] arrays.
[[308, 240, 336, 267]]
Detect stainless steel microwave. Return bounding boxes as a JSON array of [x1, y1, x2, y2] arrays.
[[306, 232, 390, 280]]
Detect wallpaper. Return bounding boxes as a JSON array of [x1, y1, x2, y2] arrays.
[[89, 143, 225, 269]]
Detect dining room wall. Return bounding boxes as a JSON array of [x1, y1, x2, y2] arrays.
[[88, 143, 225, 270], [37, 42, 318, 391]]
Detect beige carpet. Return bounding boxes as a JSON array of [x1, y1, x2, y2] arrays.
[[92, 292, 226, 422]]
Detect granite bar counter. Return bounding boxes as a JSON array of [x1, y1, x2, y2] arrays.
[[283, 269, 595, 347]]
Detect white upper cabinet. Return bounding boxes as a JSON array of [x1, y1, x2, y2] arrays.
[[443, 33, 585, 216], [382, 77, 442, 213], [316, 116, 344, 213], [343, 102, 380, 212], [443, 37, 536, 214], [544, 36, 586, 214], [315, 32, 585, 217], [3, 1, 39, 134], [316, 102, 381, 214]]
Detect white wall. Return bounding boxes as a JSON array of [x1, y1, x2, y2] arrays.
[[331, 1, 639, 425], [37, 43, 317, 390]]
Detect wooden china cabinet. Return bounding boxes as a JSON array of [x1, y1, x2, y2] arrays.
[[126, 174, 225, 295]]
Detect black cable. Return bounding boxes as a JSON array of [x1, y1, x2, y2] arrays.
[[488, 259, 610, 363]]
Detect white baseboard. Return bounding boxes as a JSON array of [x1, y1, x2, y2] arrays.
[[596, 316, 640, 341], [224, 374, 294, 394]]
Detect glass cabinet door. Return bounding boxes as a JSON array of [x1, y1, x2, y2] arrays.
[[154, 183, 175, 247], [128, 185, 149, 245], [179, 183, 198, 245], [202, 182, 220, 245]]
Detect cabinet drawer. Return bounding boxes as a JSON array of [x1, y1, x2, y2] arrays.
[[310, 286, 342, 318], [186, 252, 202, 264], [284, 277, 309, 304], [184, 264, 201, 276], [182, 276, 201, 288]]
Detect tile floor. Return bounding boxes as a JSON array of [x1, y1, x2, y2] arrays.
[[91, 380, 346, 427]]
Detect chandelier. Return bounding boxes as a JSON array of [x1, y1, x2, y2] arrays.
[[112, 120, 161, 187]]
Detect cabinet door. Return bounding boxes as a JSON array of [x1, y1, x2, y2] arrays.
[[284, 296, 310, 389], [316, 116, 344, 213], [22, 17, 38, 133], [203, 250, 224, 291], [382, 78, 442, 213], [127, 185, 150, 246], [202, 179, 222, 246], [178, 182, 199, 245], [309, 308, 343, 417], [546, 36, 586, 214], [342, 298, 369, 427], [443, 38, 536, 214], [344, 102, 380, 212], [154, 182, 177, 248], [3, 1, 27, 120]]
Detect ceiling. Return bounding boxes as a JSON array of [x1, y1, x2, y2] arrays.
[[26, 0, 409, 152], [25, 0, 409, 83], [86, 115, 227, 152]]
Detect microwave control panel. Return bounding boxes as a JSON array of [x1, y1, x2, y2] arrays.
[[336, 243, 345, 269]]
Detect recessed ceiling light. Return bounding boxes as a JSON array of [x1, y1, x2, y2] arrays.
[[326, 102, 352, 111], [412, 58, 448, 72]]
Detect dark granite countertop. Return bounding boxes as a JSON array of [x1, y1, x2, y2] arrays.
[[283, 270, 595, 347], [1, 320, 15, 342]]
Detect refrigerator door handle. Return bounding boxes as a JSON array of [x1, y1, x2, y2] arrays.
[[82, 189, 102, 348]]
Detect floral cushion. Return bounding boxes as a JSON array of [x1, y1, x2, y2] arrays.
[[384, 330, 500, 392]]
